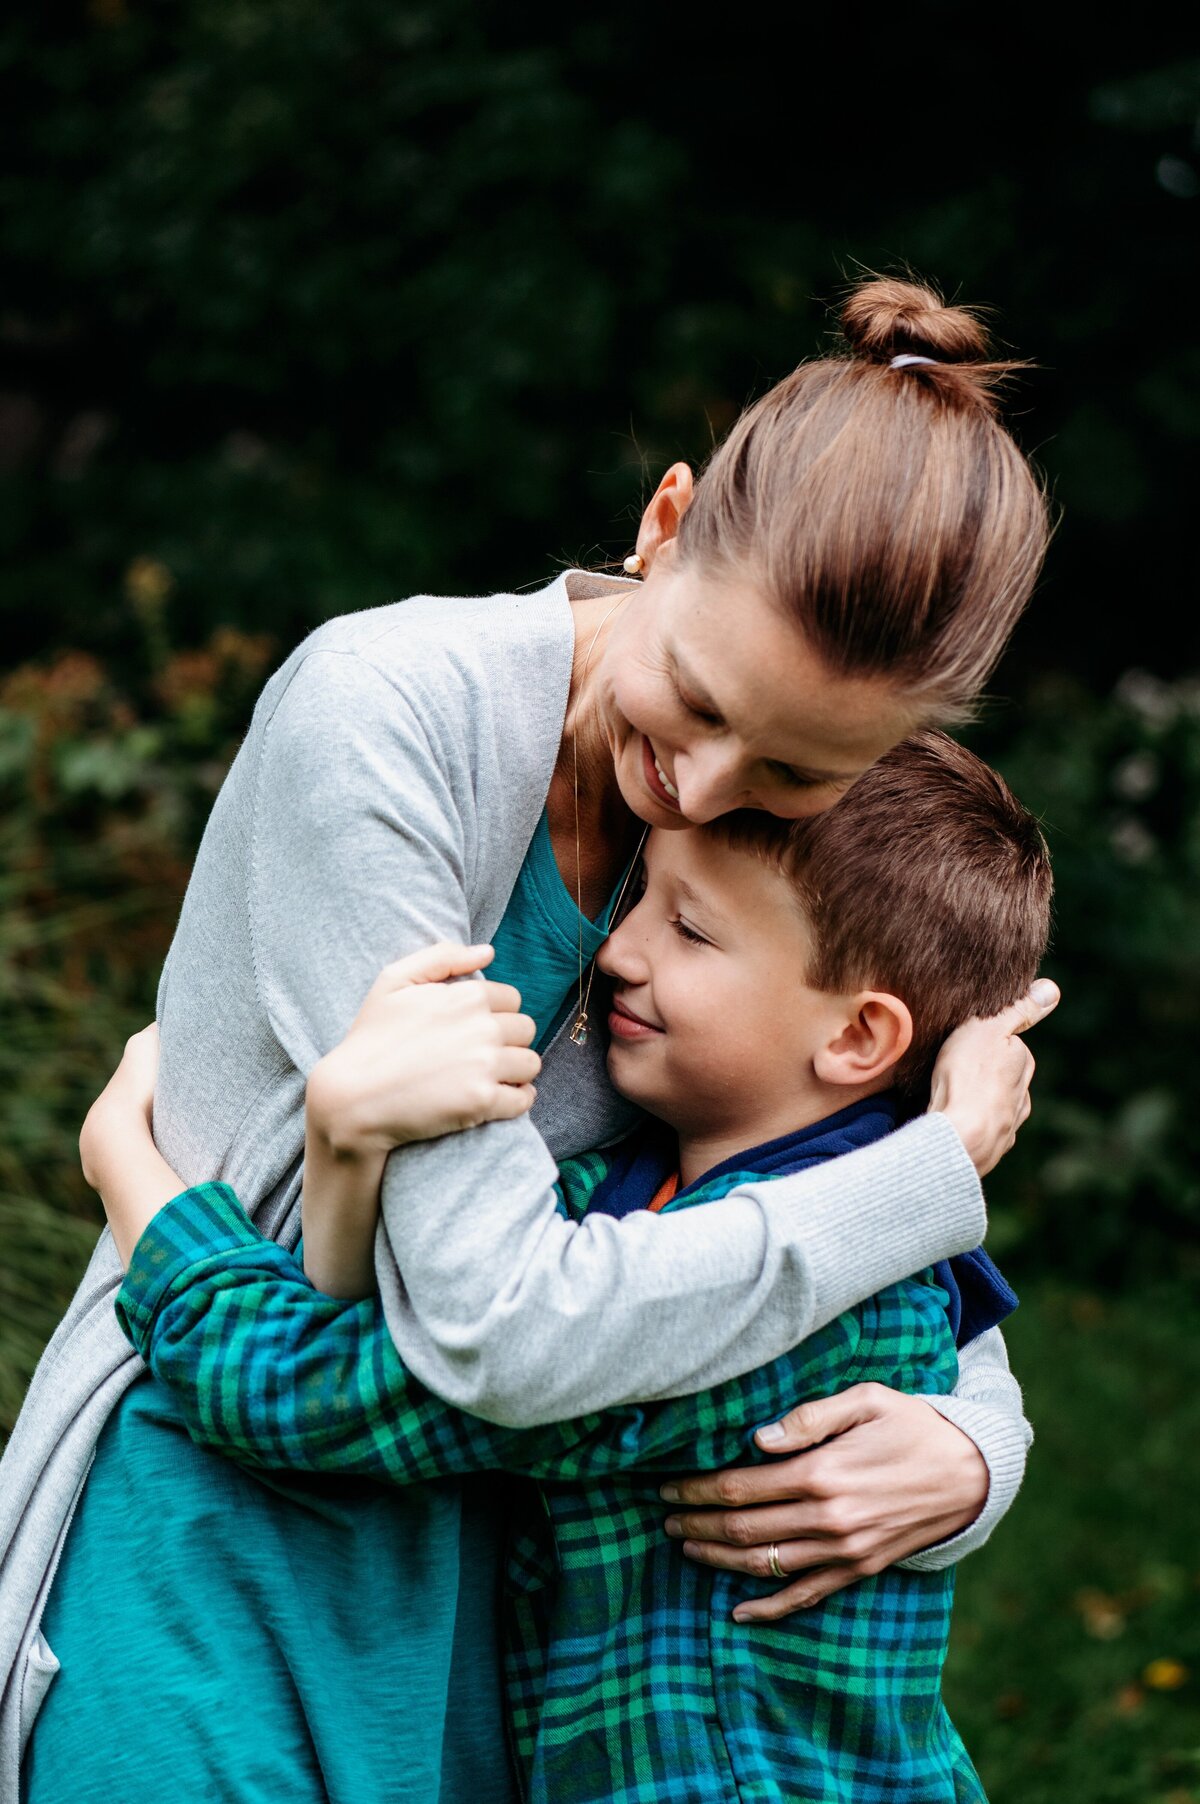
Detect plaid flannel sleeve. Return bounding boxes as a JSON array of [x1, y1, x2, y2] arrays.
[[116, 1183, 957, 1485]]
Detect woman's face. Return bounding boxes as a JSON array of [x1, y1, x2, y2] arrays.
[[595, 544, 914, 828]]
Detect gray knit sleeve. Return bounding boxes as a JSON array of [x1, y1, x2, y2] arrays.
[[251, 650, 990, 1427], [899, 1326, 1032, 1571]]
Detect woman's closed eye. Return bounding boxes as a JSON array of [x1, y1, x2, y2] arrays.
[[767, 759, 820, 789], [674, 675, 822, 789], [676, 681, 724, 728]]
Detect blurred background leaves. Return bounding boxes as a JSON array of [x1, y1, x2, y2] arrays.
[[1, 7, 1198, 1797]]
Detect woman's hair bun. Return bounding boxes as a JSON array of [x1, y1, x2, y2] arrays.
[[840, 276, 991, 365]]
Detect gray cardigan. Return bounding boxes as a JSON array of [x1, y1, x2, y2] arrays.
[[0, 569, 1031, 1786]]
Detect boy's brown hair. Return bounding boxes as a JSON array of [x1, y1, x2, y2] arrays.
[[714, 731, 1053, 1098]]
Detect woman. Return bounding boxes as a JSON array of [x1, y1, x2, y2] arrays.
[[5, 278, 1054, 1802]]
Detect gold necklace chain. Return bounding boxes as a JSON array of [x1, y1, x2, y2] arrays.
[[568, 595, 650, 1047]]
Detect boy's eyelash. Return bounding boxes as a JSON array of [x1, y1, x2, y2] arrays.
[[672, 919, 709, 946]]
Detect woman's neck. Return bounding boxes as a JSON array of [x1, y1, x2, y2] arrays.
[[545, 589, 641, 920]]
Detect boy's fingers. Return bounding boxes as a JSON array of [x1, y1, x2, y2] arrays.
[[379, 943, 495, 989], [122, 1022, 161, 1062], [496, 1012, 539, 1048], [482, 979, 525, 1015], [481, 1083, 537, 1121], [496, 1047, 542, 1086], [990, 978, 1060, 1037]]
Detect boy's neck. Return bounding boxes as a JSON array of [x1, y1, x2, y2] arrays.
[[674, 1086, 886, 1190]]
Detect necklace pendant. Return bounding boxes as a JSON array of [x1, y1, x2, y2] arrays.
[[569, 1013, 589, 1047]]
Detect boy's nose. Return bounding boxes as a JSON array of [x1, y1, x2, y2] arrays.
[[596, 906, 649, 982]]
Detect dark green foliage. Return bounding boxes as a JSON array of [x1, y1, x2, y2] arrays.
[[1, 9, 1197, 674], [947, 1279, 1200, 1803], [971, 675, 1200, 1282]]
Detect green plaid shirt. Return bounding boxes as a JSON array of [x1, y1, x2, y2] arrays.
[[117, 1147, 984, 1804]]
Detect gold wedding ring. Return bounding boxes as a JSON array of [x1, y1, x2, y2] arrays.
[[767, 1543, 786, 1580]]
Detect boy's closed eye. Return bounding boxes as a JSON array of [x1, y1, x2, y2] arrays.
[[672, 918, 711, 947]]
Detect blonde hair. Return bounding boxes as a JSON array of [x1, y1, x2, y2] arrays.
[[676, 276, 1049, 722]]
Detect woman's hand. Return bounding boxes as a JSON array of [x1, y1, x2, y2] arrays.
[[305, 942, 540, 1157], [660, 1384, 988, 1622], [928, 977, 1060, 1177]]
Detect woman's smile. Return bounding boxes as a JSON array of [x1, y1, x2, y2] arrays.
[[641, 734, 682, 811]]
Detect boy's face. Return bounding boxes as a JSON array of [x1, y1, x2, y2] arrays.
[[595, 827, 847, 1142]]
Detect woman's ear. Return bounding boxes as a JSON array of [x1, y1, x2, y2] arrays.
[[636, 462, 694, 569], [813, 992, 914, 1089]]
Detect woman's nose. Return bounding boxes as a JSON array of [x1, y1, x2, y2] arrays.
[[674, 747, 751, 825]]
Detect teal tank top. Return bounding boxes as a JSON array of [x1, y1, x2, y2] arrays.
[[490, 808, 621, 1050], [24, 810, 621, 1804]]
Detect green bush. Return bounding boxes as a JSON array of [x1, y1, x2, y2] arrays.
[[970, 674, 1200, 1283], [0, 616, 276, 1425]]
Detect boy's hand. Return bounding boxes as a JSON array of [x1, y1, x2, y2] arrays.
[[303, 944, 539, 1297], [660, 1384, 988, 1619], [79, 1022, 201, 1267], [306, 943, 540, 1156], [927, 977, 1060, 1177], [79, 1023, 161, 1194]]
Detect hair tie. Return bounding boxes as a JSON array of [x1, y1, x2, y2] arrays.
[[889, 353, 940, 370]]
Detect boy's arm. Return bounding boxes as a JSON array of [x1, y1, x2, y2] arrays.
[[115, 1184, 956, 1488], [78, 948, 540, 1295], [242, 650, 994, 1426], [79, 1025, 204, 1266]]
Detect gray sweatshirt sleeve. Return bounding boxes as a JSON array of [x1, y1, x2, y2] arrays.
[[252, 650, 989, 1427], [899, 1325, 1032, 1571]]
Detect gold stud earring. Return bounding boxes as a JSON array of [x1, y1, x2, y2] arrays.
[[623, 553, 644, 576]]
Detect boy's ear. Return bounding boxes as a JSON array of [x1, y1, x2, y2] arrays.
[[813, 992, 913, 1089]]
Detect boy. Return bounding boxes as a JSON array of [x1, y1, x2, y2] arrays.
[[96, 729, 1051, 1803]]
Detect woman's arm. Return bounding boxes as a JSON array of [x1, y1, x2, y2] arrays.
[[653, 1334, 1031, 1619], [111, 1175, 958, 1516], [237, 648, 1055, 1431], [83, 944, 539, 1280]]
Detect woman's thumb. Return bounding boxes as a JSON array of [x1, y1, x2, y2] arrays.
[[754, 1387, 875, 1454], [996, 978, 1060, 1037]]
